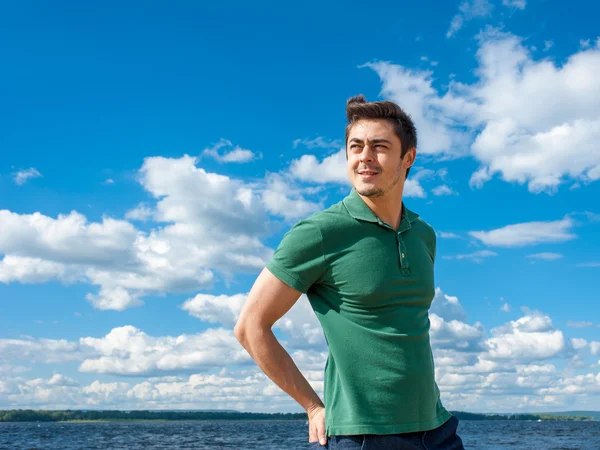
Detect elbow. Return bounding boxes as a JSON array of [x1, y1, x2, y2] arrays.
[[234, 316, 270, 347], [233, 320, 246, 344], [234, 316, 255, 346]]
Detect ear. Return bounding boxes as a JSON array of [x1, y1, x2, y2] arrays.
[[402, 148, 416, 169]]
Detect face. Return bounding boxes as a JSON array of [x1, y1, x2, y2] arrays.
[[346, 119, 415, 198]]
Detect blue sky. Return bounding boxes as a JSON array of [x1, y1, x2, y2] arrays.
[[1, 0, 599, 413]]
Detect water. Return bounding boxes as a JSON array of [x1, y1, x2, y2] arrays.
[[1, 420, 599, 449]]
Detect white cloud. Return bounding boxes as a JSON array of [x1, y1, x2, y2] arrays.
[[0, 364, 31, 375], [469, 218, 576, 247], [583, 211, 600, 222], [403, 179, 427, 198], [276, 296, 326, 349], [447, 0, 493, 38], [289, 149, 347, 184], [261, 174, 322, 221], [469, 31, 600, 193], [471, 116, 600, 193], [47, 374, 79, 387], [538, 372, 600, 397], [469, 166, 491, 189], [526, 252, 564, 261], [0, 316, 326, 383], [430, 287, 469, 322], [138, 156, 270, 239], [501, 303, 511, 312], [428, 290, 486, 354], [79, 326, 250, 375], [571, 338, 588, 350], [430, 314, 485, 352], [461, 0, 493, 16], [444, 250, 497, 263], [2, 155, 301, 310], [447, 15, 464, 40], [0, 203, 220, 310], [516, 364, 555, 375], [432, 184, 457, 196], [85, 285, 145, 311], [437, 231, 461, 239], [367, 30, 600, 193], [2, 314, 322, 382], [125, 203, 154, 222], [405, 170, 431, 198], [543, 40, 554, 52], [566, 321, 600, 328], [13, 168, 42, 186], [577, 262, 600, 267], [0, 375, 84, 408], [293, 137, 342, 149], [4, 295, 600, 411], [0, 368, 323, 411], [484, 312, 566, 361], [182, 293, 247, 327], [363, 62, 477, 156], [0, 336, 85, 364], [202, 138, 258, 163], [0, 255, 72, 284], [502, 0, 526, 9], [262, 190, 321, 220], [0, 209, 139, 267]]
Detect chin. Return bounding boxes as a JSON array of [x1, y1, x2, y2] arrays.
[[356, 185, 384, 198]]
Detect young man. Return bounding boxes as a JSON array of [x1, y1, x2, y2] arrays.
[[234, 95, 464, 449]]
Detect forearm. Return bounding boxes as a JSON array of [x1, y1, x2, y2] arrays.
[[237, 326, 323, 412]]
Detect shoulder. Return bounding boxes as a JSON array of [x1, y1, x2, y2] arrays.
[[278, 201, 349, 244], [307, 200, 348, 221], [406, 208, 436, 245], [303, 200, 354, 236], [413, 216, 436, 238], [411, 215, 437, 260]]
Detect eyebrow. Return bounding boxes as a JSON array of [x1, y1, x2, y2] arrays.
[[348, 138, 393, 145]]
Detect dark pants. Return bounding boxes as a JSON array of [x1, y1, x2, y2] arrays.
[[309, 415, 465, 449]]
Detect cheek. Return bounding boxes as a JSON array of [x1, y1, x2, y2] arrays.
[[347, 155, 359, 169], [381, 154, 399, 169]]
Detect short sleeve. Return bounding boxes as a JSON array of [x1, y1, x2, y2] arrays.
[[266, 219, 326, 293]]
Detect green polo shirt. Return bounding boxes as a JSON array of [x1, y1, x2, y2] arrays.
[[266, 188, 450, 436]]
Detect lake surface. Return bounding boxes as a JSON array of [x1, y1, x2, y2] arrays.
[[1, 419, 599, 449]]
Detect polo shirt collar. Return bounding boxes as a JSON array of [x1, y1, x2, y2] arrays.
[[343, 188, 419, 228]]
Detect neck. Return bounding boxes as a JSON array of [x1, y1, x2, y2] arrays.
[[358, 184, 404, 230]]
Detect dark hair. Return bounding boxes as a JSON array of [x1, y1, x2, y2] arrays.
[[345, 94, 417, 178]]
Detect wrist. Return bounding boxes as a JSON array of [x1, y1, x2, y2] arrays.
[[305, 401, 325, 416]]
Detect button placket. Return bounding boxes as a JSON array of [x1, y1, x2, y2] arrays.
[[397, 228, 412, 276], [398, 235, 408, 267], [377, 218, 411, 274]]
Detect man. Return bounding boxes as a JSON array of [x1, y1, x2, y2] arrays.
[[234, 95, 464, 449]]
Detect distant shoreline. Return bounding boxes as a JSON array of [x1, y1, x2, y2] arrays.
[[0, 410, 597, 423]]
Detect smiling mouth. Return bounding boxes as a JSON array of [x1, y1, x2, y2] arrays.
[[357, 170, 379, 176]]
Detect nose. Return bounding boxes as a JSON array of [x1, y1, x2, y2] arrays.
[[359, 145, 375, 163]]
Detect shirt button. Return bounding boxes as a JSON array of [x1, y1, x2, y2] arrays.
[[402, 253, 405, 258]]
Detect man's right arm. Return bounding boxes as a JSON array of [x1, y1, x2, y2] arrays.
[[234, 267, 327, 445]]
